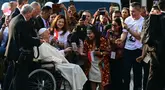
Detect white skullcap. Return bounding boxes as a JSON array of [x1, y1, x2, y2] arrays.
[[38, 28, 47, 35], [44, 2, 54, 8], [1, 2, 11, 16]]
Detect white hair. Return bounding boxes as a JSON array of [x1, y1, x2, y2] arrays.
[[30, 1, 41, 9], [21, 4, 33, 15]]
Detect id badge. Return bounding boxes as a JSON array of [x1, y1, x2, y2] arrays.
[[111, 51, 116, 59]]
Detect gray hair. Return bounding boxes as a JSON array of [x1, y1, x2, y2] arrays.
[[30, 1, 41, 9], [21, 4, 33, 15]]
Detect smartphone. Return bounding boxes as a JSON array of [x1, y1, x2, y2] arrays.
[[69, 0, 74, 5], [71, 42, 78, 51], [99, 11, 105, 15], [52, 4, 62, 12], [81, 15, 86, 21], [98, 7, 106, 11]]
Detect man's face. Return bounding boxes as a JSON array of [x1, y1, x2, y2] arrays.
[[41, 30, 50, 43], [130, 6, 141, 19], [26, 11, 32, 21], [112, 12, 121, 20], [43, 10, 51, 20], [32, 5, 41, 17], [100, 15, 108, 23]]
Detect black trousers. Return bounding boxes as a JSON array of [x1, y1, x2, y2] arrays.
[[110, 58, 123, 90], [142, 61, 150, 90], [13, 52, 33, 90], [123, 49, 142, 90], [3, 61, 15, 90]]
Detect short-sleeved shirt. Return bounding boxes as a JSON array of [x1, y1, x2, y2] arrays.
[[123, 16, 144, 50]]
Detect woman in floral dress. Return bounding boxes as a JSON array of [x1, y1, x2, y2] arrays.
[[83, 25, 110, 90]]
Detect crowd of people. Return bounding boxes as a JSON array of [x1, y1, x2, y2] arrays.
[[0, 0, 165, 90]]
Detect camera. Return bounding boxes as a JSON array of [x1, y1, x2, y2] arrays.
[[81, 15, 86, 21]]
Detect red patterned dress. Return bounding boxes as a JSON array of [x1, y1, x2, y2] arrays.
[[83, 37, 110, 86]]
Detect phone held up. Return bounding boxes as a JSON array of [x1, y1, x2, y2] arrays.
[[71, 42, 78, 51], [81, 15, 86, 21], [98, 7, 106, 15], [52, 4, 62, 13]]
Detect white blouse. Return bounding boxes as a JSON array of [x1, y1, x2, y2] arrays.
[[54, 30, 70, 48]]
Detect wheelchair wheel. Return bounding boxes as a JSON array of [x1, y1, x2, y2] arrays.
[[28, 69, 56, 90]]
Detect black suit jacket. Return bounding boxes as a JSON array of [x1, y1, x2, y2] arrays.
[[10, 8, 20, 19], [142, 13, 165, 67], [5, 14, 40, 60], [27, 17, 41, 36], [36, 16, 45, 29]]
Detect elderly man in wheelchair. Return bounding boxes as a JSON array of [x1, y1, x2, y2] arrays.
[[29, 28, 87, 90]]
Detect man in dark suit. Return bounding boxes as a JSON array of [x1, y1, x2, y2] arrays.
[[141, 0, 165, 90], [36, 6, 52, 29], [10, 0, 28, 19], [4, 4, 40, 90], [28, 1, 41, 36]]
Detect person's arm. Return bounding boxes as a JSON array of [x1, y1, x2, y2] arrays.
[[123, 23, 141, 40], [91, 10, 99, 25], [61, 4, 70, 27], [105, 10, 111, 23], [136, 44, 147, 63]]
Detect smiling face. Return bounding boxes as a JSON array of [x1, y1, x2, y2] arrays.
[[82, 11, 91, 24], [56, 18, 65, 29], [129, 6, 141, 20], [87, 30, 95, 40], [122, 9, 129, 19], [111, 21, 120, 31]]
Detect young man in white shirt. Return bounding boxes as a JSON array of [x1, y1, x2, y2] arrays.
[[116, 2, 144, 90]]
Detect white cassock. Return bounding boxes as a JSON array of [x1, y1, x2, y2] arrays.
[[34, 42, 87, 90]]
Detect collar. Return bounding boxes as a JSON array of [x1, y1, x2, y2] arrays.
[[41, 17, 48, 28], [21, 14, 27, 21], [17, 6, 21, 11]]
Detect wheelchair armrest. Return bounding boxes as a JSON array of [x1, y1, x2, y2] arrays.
[[37, 59, 56, 65]]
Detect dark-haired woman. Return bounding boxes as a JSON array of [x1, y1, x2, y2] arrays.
[[50, 14, 70, 49], [106, 17, 124, 90], [83, 25, 110, 90], [121, 7, 130, 21]]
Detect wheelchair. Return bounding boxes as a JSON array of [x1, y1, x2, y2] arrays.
[[28, 59, 71, 90]]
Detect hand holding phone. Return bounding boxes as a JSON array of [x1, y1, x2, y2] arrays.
[[98, 7, 106, 15], [71, 42, 78, 51], [81, 15, 86, 21], [52, 4, 62, 13]]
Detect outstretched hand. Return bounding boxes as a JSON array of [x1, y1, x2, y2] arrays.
[[136, 56, 144, 63]]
